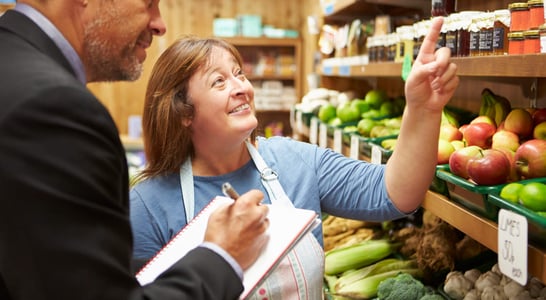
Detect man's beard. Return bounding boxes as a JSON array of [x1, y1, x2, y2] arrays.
[[82, 18, 143, 82]]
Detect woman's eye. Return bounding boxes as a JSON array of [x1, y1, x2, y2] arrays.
[[212, 78, 225, 87], [236, 70, 246, 80]]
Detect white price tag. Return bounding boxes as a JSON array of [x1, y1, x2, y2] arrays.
[[371, 145, 382, 165], [350, 135, 360, 160], [296, 110, 303, 133], [309, 117, 319, 145], [319, 123, 328, 149], [498, 209, 528, 286], [333, 129, 343, 153]]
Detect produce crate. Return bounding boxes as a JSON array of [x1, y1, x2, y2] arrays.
[[435, 167, 507, 220], [487, 177, 546, 247], [358, 134, 398, 158], [325, 121, 359, 137], [430, 164, 451, 197]]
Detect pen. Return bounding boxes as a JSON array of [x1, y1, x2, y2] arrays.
[[222, 182, 240, 200]]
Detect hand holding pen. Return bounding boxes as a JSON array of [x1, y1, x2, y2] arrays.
[[204, 183, 270, 270]]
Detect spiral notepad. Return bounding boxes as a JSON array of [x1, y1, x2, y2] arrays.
[[135, 196, 319, 298]]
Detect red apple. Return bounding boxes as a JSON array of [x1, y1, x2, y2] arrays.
[[532, 108, 546, 126], [515, 139, 546, 179], [439, 123, 463, 142], [463, 122, 496, 149], [438, 139, 456, 164], [492, 130, 520, 152], [504, 108, 534, 139], [467, 149, 511, 185], [496, 147, 520, 182], [459, 124, 469, 135], [449, 145, 482, 179], [470, 115, 496, 127], [533, 121, 546, 140]]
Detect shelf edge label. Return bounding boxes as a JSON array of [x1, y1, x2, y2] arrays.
[[498, 208, 528, 286]]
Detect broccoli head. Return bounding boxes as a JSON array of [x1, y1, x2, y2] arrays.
[[419, 293, 444, 300], [377, 272, 426, 300]]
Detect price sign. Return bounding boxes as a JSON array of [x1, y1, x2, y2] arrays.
[[296, 110, 303, 133], [371, 145, 383, 165], [498, 208, 528, 286], [333, 129, 343, 153], [319, 123, 328, 149], [309, 117, 319, 145], [350, 135, 360, 160]]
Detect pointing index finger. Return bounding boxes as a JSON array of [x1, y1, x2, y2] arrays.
[[417, 17, 444, 60]]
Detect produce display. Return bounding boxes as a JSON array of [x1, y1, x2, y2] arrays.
[[322, 211, 494, 300]]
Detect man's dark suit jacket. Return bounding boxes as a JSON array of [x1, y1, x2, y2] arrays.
[[0, 9, 243, 300]]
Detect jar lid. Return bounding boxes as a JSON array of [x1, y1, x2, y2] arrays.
[[523, 29, 540, 36], [508, 2, 529, 10], [508, 31, 525, 38], [528, 0, 543, 6]]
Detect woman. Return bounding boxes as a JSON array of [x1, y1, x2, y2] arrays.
[[130, 16, 458, 299]]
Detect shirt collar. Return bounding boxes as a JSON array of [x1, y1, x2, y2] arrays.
[[14, 3, 87, 84]]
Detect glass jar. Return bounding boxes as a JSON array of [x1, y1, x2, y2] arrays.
[[457, 11, 482, 56], [444, 14, 458, 56], [523, 29, 541, 53], [493, 9, 511, 55], [509, 2, 530, 31], [412, 21, 425, 60], [431, 0, 457, 16], [478, 12, 495, 56], [395, 25, 414, 63], [469, 13, 482, 56], [528, 0, 544, 29], [508, 31, 525, 54]]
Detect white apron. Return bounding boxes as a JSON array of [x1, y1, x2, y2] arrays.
[[179, 141, 325, 300]]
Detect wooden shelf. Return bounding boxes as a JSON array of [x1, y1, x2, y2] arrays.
[[422, 191, 546, 281], [221, 37, 300, 47], [319, 54, 546, 78]]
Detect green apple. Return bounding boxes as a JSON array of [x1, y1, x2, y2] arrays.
[[361, 109, 381, 119], [379, 101, 396, 118], [381, 138, 397, 150], [364, 89, 388, 110], [533, 121, 546, 140], [318, 103, 336, 122], [499, 182, 524, 204], [350, 99, 370, 115], [336, 102, 361, 123], [357, 118, 376, 137], [328, 117, 342, 127], [383, 117, 402, 129], [519, 182, 546, 211]]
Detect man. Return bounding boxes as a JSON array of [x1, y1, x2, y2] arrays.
[[0, 0, 269, 299]]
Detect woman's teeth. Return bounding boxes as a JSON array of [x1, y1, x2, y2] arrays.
[[231, 104, 250, 113]]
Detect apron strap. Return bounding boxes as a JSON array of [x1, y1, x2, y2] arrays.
[[180, 158, 195, 220], [245, 141, 293, 208]]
